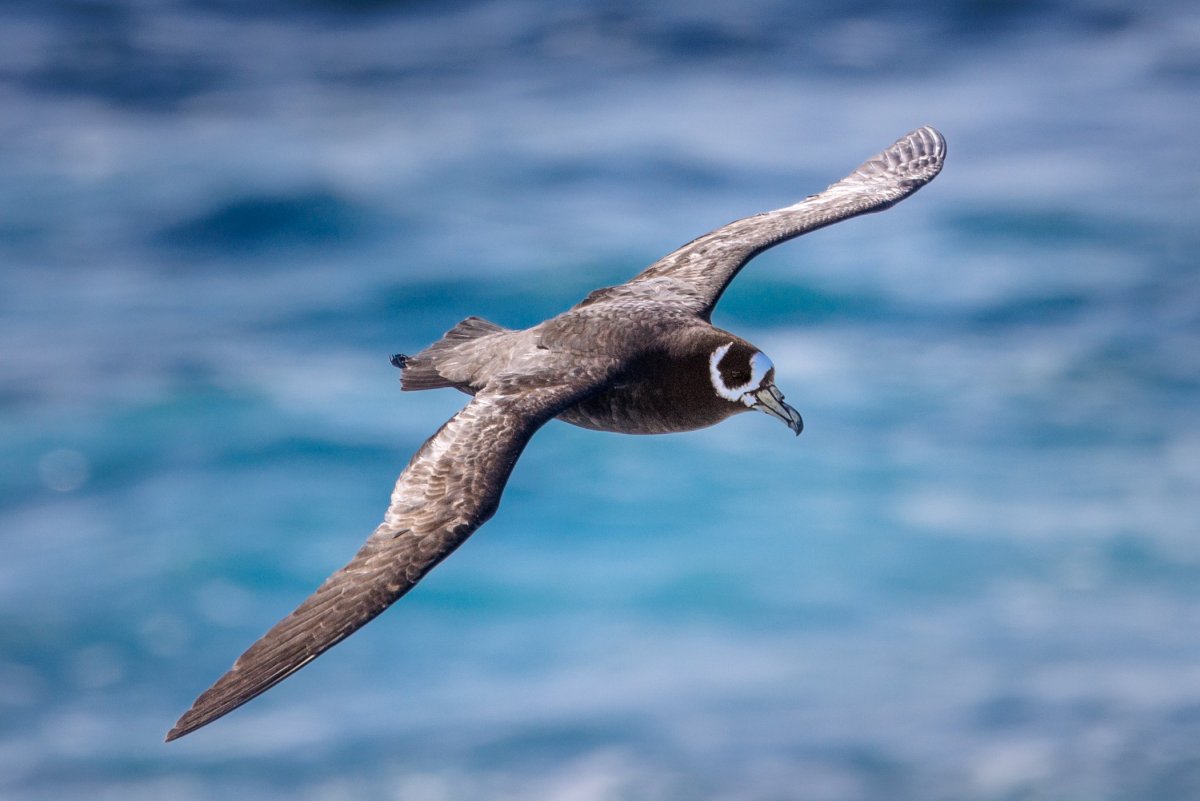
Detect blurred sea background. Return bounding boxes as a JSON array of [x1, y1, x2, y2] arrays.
[[2, 1, 1199, 799]]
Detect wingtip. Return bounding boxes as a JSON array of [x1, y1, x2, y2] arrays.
[[900, 123, 945, 157], [164, 718, 189, 742], [911, 125, 947, 160], [164, 678, 248, 743], [853, 124, 947, 190], [900, 125, 947, 168], [164, 708, 203, 742]]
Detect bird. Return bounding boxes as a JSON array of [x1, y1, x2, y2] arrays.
[[166, 125, 945, 742]]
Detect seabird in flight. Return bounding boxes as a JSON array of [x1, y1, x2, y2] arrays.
[[167, 126, 945, 741]]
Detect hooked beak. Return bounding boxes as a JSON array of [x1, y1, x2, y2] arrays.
[[750, 384, 803, 436]]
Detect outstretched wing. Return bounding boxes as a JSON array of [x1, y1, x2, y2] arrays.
[[166, 371, 612, 741], [617, 126, 946, 318]]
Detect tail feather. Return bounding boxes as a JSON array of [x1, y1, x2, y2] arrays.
[[398, 316, 505, 391]]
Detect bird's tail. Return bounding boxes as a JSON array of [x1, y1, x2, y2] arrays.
[[396, 316, 507, 391]]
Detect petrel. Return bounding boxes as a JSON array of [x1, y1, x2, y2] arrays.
[[167, 126, 945, 741]]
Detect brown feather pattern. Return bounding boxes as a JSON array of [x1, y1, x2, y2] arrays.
[[600, 126, 946, 318], [165, 127, 946, 741], [166, 372, 614, 741]]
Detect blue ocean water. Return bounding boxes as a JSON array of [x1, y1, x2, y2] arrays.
[[2, 1, 1199, 798]]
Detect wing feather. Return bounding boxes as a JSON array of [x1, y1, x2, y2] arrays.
[[166, 374, 610, 741], [618, 126, 946, 317]]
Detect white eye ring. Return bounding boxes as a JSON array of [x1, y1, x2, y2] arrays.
[[709, 344, 774, 406]]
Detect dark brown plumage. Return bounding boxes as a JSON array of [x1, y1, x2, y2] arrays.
[[166, 126, 945, 742]]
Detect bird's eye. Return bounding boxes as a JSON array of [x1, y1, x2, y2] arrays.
[[717, 349, 752, 388]]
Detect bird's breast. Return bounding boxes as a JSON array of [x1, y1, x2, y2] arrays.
[[555, 354, 744, 435]]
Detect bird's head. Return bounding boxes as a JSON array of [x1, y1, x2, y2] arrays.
[[707, 341, 803, 435]]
